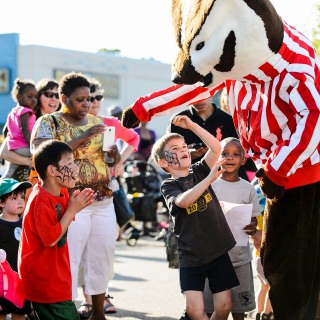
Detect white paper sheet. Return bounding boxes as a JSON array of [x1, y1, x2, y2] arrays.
[[219, 201, 253, 246]]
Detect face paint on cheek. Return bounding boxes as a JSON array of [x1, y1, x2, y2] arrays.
[[55, 165, 73, 183], [165, 151, 181, 167]]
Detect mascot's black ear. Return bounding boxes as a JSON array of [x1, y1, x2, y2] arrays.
[[256, 168, 285, 201], [121, 106, 141, 128]]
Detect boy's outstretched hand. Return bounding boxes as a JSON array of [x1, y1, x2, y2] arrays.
[[172, 115, 195, 129], [207, 159, 226, 183], [69, 188, 95, 214]]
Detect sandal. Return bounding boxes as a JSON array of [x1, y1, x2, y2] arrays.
[[78, 303, 93, 319], [104, 295, 116, 314], [261, 312, 274, 320]]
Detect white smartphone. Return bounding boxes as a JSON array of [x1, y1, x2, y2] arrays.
[[103, 126, 115, 151]]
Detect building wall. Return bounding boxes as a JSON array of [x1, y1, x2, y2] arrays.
[[0, 33, 184, 137], [0, 33, 19, 125]]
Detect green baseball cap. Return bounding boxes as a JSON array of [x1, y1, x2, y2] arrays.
[[0, 178, 32, 197]]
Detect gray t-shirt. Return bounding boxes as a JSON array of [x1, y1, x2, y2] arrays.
[[211, 177, 261, 266], [161, 159, 236, 268]]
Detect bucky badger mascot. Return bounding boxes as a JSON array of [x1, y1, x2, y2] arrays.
[[122, 0, 320, 319]]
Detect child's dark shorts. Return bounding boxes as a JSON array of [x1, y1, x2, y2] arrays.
[[180, 253, 239, 293], [32, 300, 79, 320]]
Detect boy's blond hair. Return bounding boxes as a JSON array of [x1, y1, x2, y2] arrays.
[[151, 133, 184, 168]]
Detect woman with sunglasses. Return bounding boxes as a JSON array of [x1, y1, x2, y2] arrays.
[[34, 78, 61, 118], [0, 78, 61, 173]]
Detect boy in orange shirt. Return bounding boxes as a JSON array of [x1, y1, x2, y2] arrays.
[[18, 140, 94, 320]]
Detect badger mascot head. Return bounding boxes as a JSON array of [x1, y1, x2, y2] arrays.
[[170, 0, 283, 86], [121, 1, 320, 319]]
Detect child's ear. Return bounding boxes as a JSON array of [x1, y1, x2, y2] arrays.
[[158, 158, 168, 169], [241, 156, 247, 166], [47, 164, 56, 177], [61, 94, 67, 105]]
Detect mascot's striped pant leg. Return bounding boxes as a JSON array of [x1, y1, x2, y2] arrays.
[[261, 182, 320, 320]]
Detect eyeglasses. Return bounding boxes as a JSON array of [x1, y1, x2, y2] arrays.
[[90, 95, 104, 103], [43, 91, 59, 99]]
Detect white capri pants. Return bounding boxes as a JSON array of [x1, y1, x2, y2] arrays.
[[68, 199, 117, 299]]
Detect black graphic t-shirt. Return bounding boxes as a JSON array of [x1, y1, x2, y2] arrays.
[[0, 218, 22, 271], [161, 159, 235, 267]]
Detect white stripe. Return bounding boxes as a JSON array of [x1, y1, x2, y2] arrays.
[[142, 83, 207, 112]]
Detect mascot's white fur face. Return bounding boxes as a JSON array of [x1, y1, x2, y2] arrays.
[[171, 0, 283, 86]]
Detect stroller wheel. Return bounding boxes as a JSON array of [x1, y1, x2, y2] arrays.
[[127, 237, 138, 246]]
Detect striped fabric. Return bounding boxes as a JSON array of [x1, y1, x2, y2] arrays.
[[130, 22, 320, 188]]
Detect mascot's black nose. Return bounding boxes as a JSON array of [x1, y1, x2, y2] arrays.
[[172, 57, 204, 85], [172, 72, 213, 87], [172, 73, 182, 84]]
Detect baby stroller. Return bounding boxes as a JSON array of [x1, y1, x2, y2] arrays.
[[122, 160, 168, 246]]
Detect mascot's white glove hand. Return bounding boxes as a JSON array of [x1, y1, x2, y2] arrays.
[[256, 168, 285, 201]]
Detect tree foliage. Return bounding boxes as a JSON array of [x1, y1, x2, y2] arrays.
[[98, 48, 121, 55], [311, 4, 320, 56]]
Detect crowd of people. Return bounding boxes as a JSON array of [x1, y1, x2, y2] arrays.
[[0, 72, 273, 320]]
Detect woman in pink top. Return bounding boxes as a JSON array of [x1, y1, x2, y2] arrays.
[[2, 78, 37, 181]]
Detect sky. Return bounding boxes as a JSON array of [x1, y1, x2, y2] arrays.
[[1, 0, 318, 64]]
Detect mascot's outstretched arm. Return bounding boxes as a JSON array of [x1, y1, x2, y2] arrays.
[[121, 83, 218, 128]]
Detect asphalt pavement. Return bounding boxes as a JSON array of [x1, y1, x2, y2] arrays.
[[75, 234, 259, 320]]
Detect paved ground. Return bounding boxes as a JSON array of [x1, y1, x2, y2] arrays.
[[75, 235, 259, 320]]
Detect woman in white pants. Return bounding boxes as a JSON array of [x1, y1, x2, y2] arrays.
[[31, 72, 119, 320]]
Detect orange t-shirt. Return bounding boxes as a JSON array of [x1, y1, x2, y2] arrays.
[[18, 183, 72, 303]]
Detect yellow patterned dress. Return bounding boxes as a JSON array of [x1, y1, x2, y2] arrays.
[[31, 113, 112, 201]]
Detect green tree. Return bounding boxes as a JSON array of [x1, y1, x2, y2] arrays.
[[311, 4, 320, 55], [98, 48, 121, 54]]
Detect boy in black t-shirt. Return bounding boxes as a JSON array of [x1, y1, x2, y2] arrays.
[[151, 115, 239, 320]]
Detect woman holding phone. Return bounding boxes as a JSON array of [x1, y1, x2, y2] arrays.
[[30, 72, 120, 320]]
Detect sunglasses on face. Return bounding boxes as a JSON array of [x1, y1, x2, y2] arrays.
[[43, 91, 59, 99], [90, 95, 104, 103]]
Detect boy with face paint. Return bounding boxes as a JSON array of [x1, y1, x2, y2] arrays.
[[18, 140, 94, 320], [151, 115, 239, 320]]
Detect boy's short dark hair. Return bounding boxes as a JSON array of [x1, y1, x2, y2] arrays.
[[33, 140, 73, 180], [220, 137, 245, 156]]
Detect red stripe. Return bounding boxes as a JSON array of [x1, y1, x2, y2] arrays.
[[147, 85, 211, 116]]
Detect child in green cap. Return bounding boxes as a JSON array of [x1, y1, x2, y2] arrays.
[[0, 178, 32, 320]]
